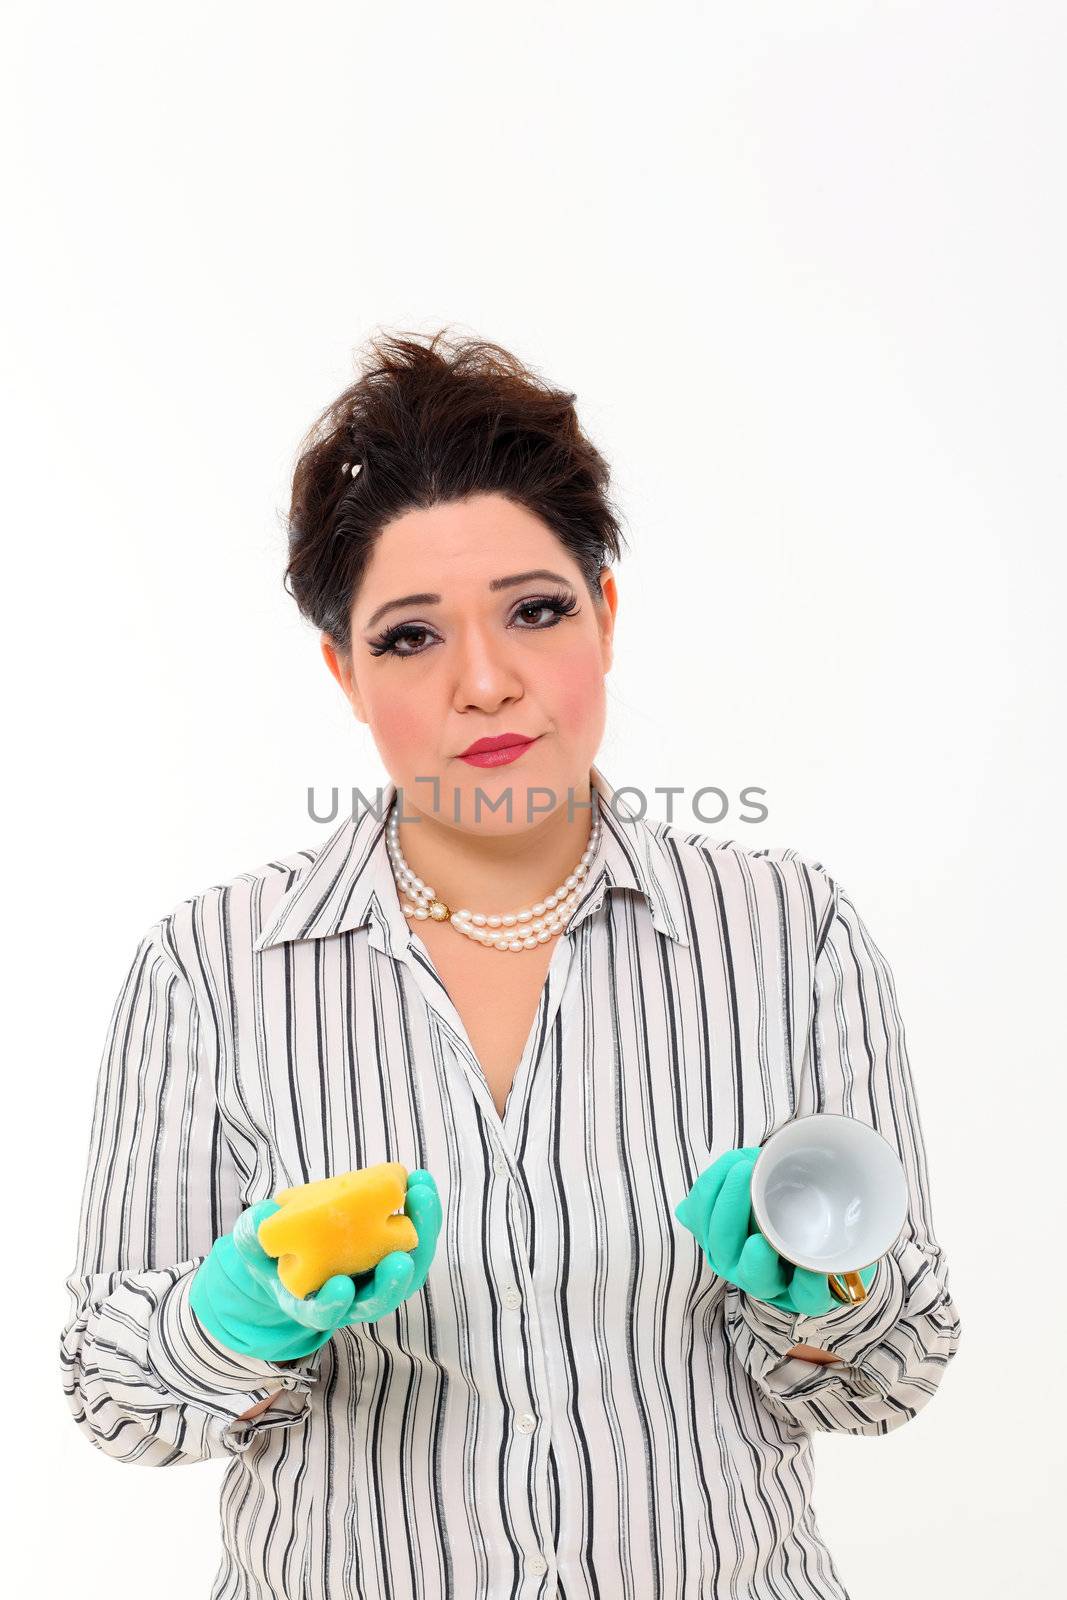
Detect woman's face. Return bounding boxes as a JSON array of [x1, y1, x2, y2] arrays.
[[322, 491, 618, 832]]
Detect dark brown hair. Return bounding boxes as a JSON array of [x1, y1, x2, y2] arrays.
[[282, 327, 628, 654]]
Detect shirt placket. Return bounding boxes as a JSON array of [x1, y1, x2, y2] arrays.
[[399, 926, 577, 1590]]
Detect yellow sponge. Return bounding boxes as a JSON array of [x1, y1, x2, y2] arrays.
[[256, 1161, 420, 1299]]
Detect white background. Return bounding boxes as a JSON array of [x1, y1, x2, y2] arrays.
[[5, 2, 1063, 1595]]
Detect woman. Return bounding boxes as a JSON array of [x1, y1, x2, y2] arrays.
[[61, 329, 961, 1599]]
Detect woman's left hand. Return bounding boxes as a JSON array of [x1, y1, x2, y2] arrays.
[[675, 1147, 878, 1315]]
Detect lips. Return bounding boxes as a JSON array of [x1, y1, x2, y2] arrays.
[[459, 732, 537, 757]]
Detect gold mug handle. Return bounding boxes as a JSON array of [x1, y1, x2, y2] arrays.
[[827, 1270, 868, 1305]]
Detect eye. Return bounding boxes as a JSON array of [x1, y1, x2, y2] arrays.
[[366, 588, 580, 660], [512, 589, 580, 629], [367, 622, 435, 659]]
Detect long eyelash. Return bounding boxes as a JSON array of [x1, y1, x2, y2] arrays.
[[367, 621, 430, 658], [533, 587, 580, 620], [367, 589, 580, 659]]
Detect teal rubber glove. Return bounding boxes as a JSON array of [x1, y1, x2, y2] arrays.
[[189, 1167, 443, 1363], [675, 1146, 879, 1315]]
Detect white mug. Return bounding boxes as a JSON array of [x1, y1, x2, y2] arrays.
[[750, 1113, 908, 1304]]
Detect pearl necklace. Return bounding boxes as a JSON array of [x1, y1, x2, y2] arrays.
[[386, 796, 603, 952]]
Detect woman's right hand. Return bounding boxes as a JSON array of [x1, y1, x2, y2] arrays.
[[193, 1168, 442, 1364], [189, 1208, 351, 1364]]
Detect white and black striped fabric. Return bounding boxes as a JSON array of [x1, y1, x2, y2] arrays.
[[60, 764, 961, 1599]]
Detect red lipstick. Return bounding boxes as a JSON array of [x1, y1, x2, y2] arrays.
[[458, 732, 540, 768]]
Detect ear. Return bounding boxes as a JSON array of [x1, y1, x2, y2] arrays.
[[320, 635, 368, 723], [597, 568, 618, 674]]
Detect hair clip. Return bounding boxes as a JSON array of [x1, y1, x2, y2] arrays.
[[340, 461, 363, 478]]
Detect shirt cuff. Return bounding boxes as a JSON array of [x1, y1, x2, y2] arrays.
[[147, 1269, 324, 1414], [736, 1250, 903, 1370]]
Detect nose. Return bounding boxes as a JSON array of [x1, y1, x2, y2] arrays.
[[450, 621, 524, 713]]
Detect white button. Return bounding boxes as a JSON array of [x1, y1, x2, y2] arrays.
[[528, 1553, 548, 1575], [494, 1156, 508, 1176], [516, 1411, 537, 1434], [503, 1285, 522, 1309]]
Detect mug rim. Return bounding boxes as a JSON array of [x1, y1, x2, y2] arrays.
[[750, 1113, 902, 1274]]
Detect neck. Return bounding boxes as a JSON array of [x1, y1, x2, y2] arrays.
[[391, 776, 600, 915]]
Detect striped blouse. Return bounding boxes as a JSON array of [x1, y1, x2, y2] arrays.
[[60, 763, 962, 1600]]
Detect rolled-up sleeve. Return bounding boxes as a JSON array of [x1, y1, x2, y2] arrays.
[[59, 919, 322, 1467], [724, 877, 963, 1437]]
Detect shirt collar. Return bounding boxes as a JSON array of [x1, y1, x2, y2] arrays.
[[252, 763, 690, 956]]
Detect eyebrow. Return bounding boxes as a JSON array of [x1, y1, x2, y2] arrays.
[[363, 570, 575, 631]]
